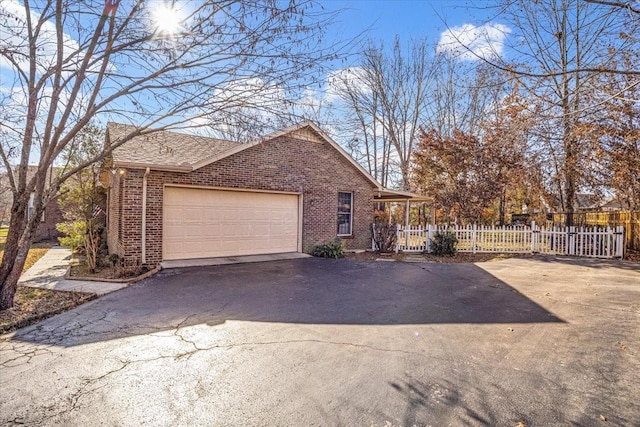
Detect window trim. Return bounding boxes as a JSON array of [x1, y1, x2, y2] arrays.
[[337, 191, 353, 236]]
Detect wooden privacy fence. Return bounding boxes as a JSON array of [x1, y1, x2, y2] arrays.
[[553, 210, 639, 252], [393, 223, 625, 259]]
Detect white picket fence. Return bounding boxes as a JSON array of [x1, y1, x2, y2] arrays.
[[391, 222, 625, 259]]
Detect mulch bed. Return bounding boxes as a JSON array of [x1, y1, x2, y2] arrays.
[[625, 252, 640, 262], [0, 287, 96, 335], [68, 252, 156, 281], [68, 263, 154, 281]]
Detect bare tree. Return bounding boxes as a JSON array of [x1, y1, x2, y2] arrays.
[[491, 0, 640, 224], [0, 0, 342, 309], [333, 38, 435, 190], [480, 84, 550, 224], [204, 77, 296, 142], [580, 52, 640, 208], [331, 66, 393, 186], [584, 0, 640, 15], [428, 56, 506, 139], [451, 0, 640, 77]]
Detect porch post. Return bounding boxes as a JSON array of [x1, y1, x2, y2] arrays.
[[405, 199, 410, 229], [405, 199, 410, 250]]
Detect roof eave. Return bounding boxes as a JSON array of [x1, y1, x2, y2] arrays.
[[374, 188, 430, 202], [112, 161, 192, 173]]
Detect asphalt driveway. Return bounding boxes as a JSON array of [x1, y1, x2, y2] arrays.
[[1, 256, 639, 426]]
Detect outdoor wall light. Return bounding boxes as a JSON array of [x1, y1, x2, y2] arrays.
[[110, 168, 126, 176]]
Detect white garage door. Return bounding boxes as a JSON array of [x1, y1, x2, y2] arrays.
[[163, 187, 300, 260]]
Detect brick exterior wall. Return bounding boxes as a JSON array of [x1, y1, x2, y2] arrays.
[[107, 133, 376, 266], [33, 197, 64, 242], [106, 172, 125, 257]]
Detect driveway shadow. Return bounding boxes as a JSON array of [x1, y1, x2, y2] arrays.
[[387, 372, 637, 427], [9, 258, 563, 347]]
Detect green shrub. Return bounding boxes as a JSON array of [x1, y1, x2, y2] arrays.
[[312, 239, 345, 259], [430, 230, 458, 256], [57, 221, 87, 251]]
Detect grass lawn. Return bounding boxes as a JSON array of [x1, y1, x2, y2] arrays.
[[0, 231, 52, 273]]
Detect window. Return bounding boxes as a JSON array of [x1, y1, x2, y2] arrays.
[[337, 192, 353, 236]]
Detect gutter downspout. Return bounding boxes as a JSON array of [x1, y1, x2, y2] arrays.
[[142, 167, 150, 265]]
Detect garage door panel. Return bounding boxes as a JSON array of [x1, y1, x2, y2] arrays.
[[163, 187, 299, 260]]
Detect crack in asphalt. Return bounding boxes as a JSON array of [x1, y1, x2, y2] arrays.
[[0, 343, 54, 368], [4, 312, 634, 426]]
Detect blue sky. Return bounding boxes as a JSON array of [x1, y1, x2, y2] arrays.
[[324, 0, 500, 47], [0, 0, 512, 162]]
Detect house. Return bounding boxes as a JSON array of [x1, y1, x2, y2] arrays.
[[574, 193, 601, 212], [600, 198, 630, 212], [104, 121, 420, 266], [0, 166, 64, 242]]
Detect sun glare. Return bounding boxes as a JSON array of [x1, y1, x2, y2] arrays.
[[151, 3, 183, 37]]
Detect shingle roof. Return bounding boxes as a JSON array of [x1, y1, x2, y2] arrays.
[[107, 122, 240, 170], [105, 121, 383, 190]]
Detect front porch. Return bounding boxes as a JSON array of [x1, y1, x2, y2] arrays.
[[372, 189, 430, 252]]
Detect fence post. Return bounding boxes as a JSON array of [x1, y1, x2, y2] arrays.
[[615, 226, 625, 258], [568, 226, 576, 256], [405, 225, 410, 253], [472, 224, 477, 254], [395, 226, 400, 254], [531, 221, 537, 253]]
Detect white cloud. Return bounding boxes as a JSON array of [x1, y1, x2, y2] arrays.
[[0, 0, 81, 74], [0, 0, 115, 76], [437, 23, 511, 61]]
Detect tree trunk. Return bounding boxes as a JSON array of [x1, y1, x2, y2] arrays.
[[564, 156, 576, 227], [0, 196, 35, 310], [559, 9, 576, 229], [0, 238, 31, 309], [499, 189, 506, 226]]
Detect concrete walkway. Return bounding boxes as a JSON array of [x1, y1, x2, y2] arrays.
[[19, 246, 131, 295]]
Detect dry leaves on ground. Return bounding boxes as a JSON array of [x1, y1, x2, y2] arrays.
[[0, 287, 96, 334]]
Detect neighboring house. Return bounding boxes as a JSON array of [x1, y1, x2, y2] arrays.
[[0, 166, 64, 242], [548, 193, 602, 215], [600, 198, 630, 212], [105, 121, 419, 266], [574, 193, 601, 212]]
